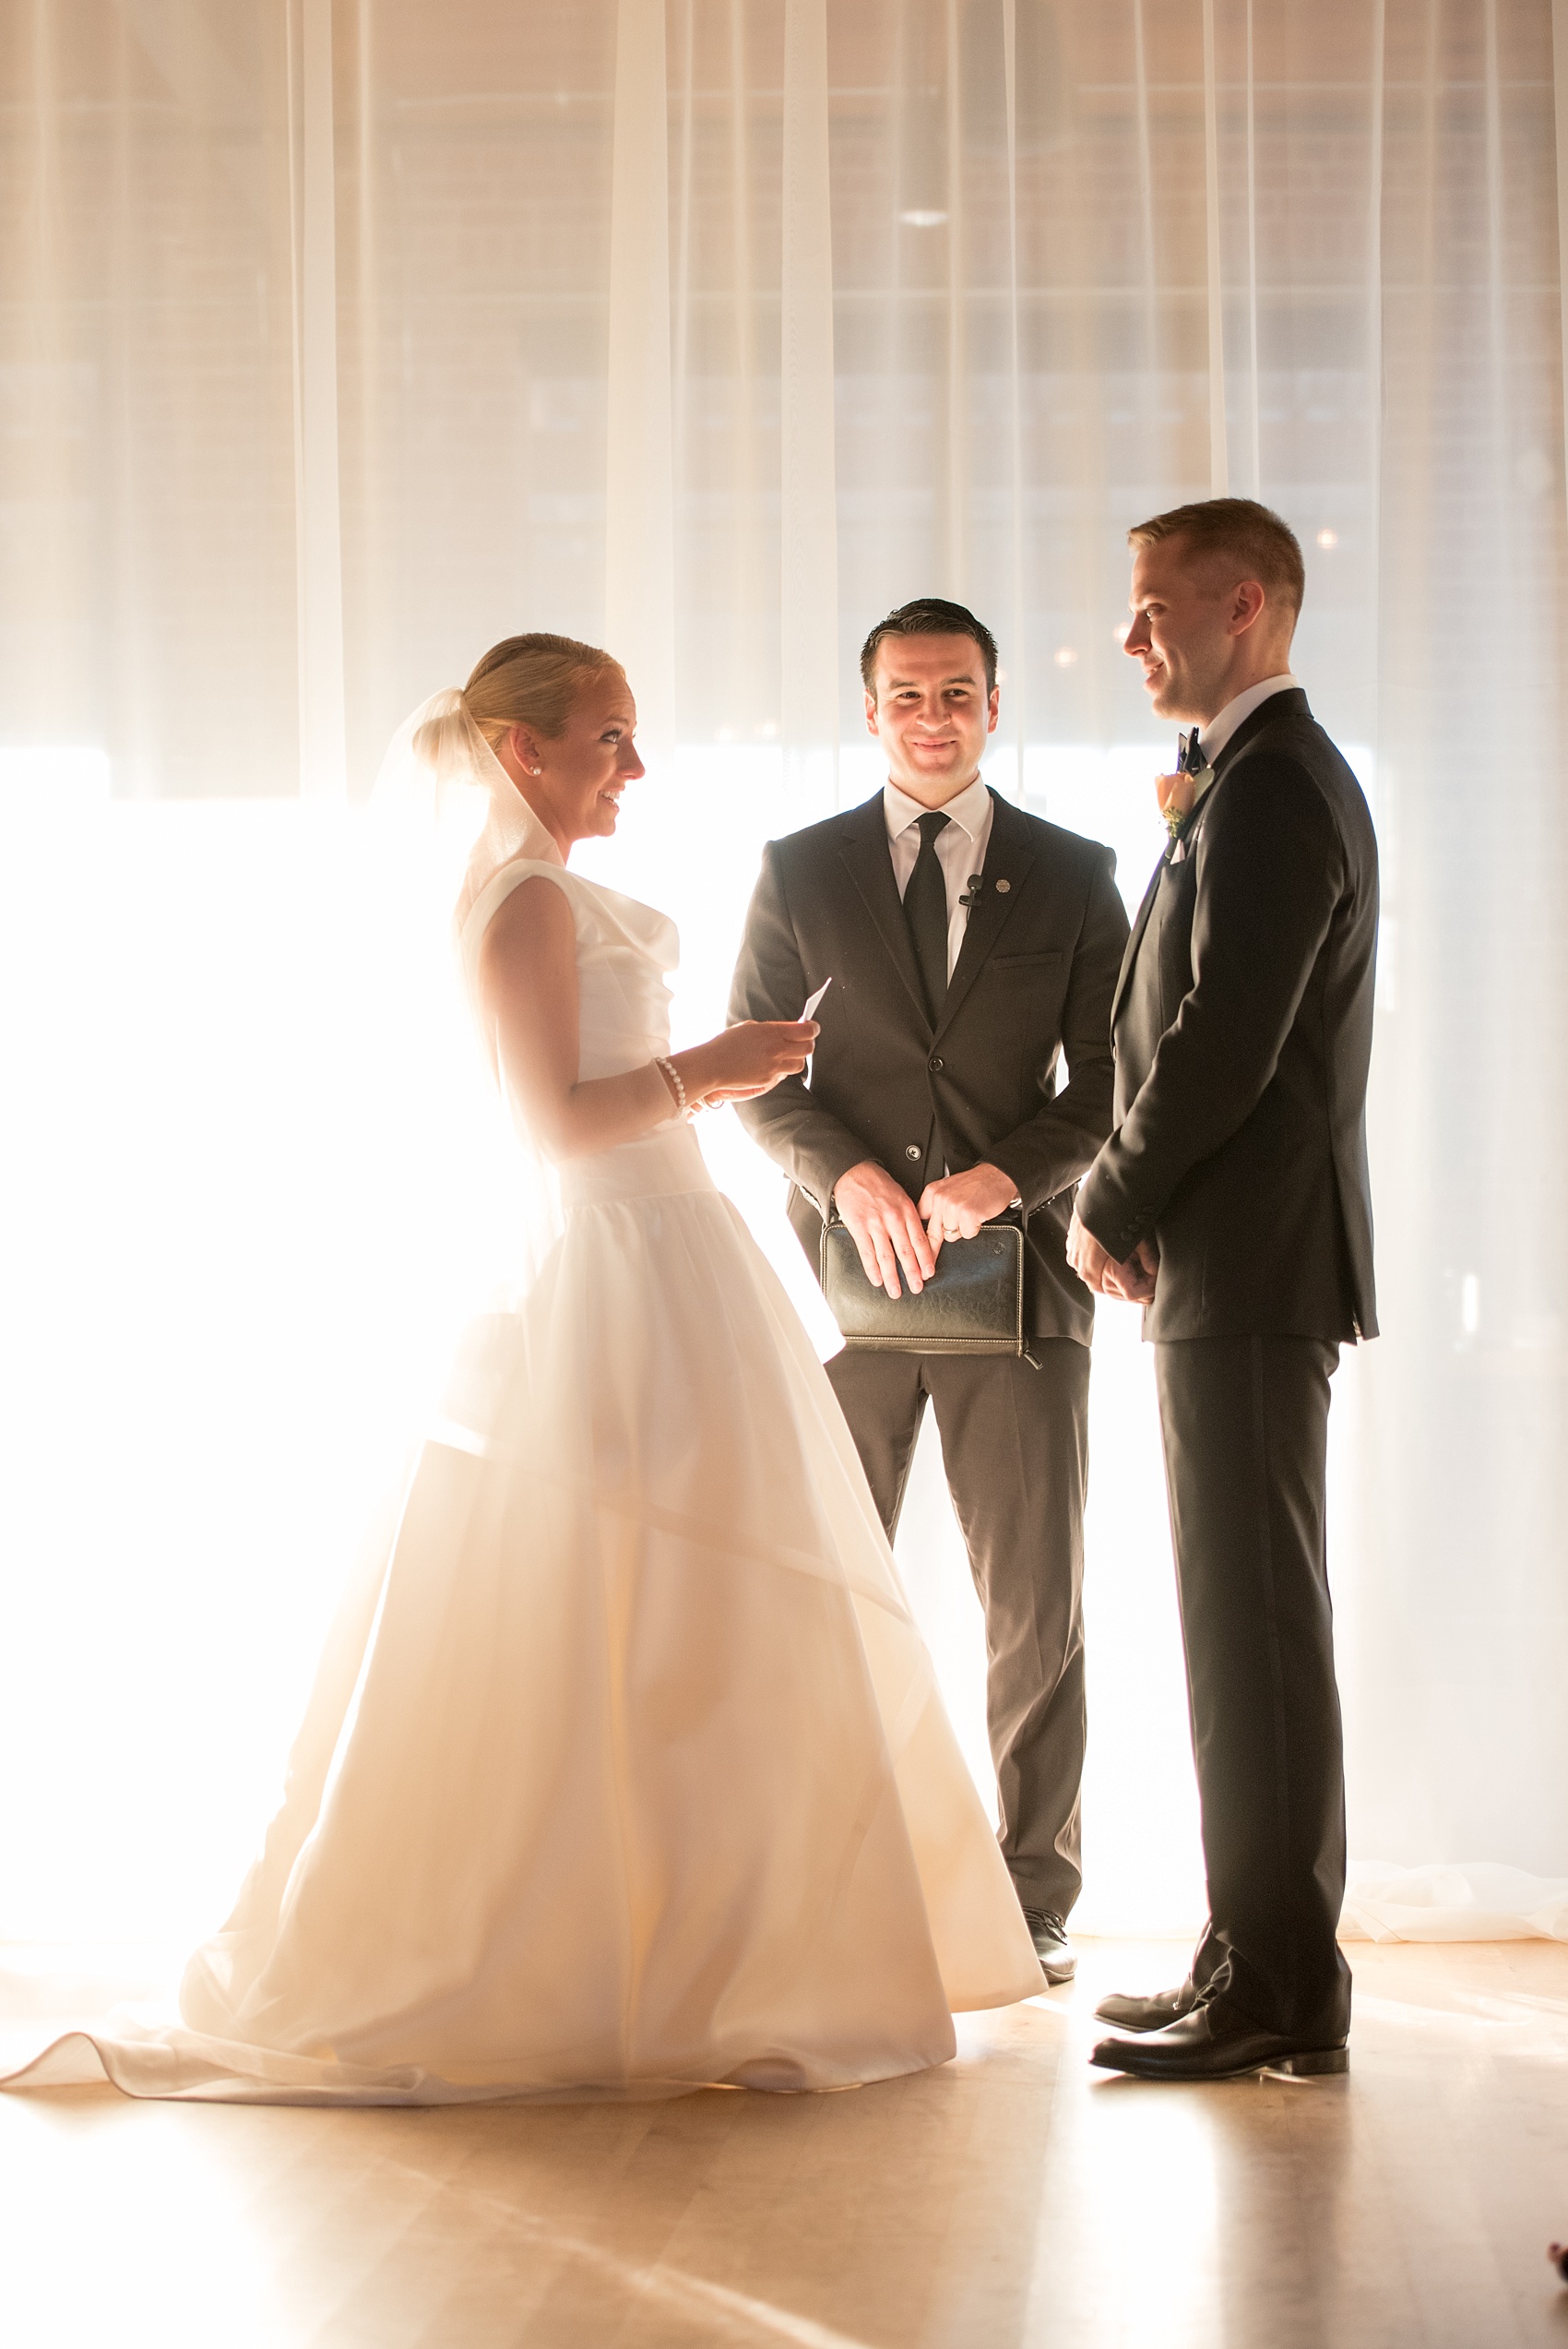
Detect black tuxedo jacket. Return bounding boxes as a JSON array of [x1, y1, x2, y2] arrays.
[[1076, 688, 1379, 1343], [728, 787, 1130, 1344]]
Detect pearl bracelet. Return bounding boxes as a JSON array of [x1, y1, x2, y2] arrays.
[[654, 1055, 692, 1120]]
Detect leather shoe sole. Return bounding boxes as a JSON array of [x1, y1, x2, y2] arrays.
[[1089, 1997, 1348, 2082]]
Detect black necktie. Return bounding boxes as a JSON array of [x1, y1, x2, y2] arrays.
[[903, 811, 952, 1023]]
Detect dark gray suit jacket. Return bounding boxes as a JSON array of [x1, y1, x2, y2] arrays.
[[728, 787, 1130, 1344], [1075, 688, 1379, 1343]]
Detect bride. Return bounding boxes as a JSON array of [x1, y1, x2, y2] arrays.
[[5, 634, 1041, 2105]]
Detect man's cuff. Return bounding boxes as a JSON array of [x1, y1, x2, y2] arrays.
[[1075, 1185, 1147, 1264], [980, 1154, 1026, 1211]]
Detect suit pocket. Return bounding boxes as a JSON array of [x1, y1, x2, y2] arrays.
[[990, 950, 1063, 971]]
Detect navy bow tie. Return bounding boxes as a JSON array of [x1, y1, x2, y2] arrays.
[[1177, 728, 1206, 775]]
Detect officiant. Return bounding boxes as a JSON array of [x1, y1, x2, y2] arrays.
[[729, 600, 1129, 1981]]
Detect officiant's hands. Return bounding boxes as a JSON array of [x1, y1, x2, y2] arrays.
[[920, 1163, 1018, 1246], [1067, 1208, 1158, 1304], [834, 1160, 939, 1298]]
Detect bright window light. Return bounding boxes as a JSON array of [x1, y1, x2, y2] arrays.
[[0, 746, 113, 805]]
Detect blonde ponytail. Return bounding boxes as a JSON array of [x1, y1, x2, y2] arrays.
[[410, 637, 624, 781]]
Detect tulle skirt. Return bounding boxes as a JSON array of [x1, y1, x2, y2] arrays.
[[3, 1127, 1040, 2104]]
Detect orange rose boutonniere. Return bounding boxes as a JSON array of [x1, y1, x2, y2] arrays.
[[1157, 769, 1199, 841], [1157, 734, 1216, 848]]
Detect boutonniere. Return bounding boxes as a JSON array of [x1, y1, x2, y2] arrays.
[[1157, 729, 1215, 855], [1157, 769, 1200, 840]]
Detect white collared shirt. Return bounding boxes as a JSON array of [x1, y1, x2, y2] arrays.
[[883, 771, 994, 978], [1196, 672, 1300, 767]]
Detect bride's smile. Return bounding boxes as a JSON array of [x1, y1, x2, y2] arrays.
[[493, 669, 644, 856]]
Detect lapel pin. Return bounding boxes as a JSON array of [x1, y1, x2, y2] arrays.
[[995, 878, 1011, 894]]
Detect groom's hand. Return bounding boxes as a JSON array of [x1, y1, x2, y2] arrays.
[[919, 1163, 1019, 1246], [1068, 1210, 1158, 1302], [834, 1161, 939, 1299], [1105, 1236, 1159, 1304]]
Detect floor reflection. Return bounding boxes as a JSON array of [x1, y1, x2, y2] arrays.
[[4, 1939, 1566, 2348]]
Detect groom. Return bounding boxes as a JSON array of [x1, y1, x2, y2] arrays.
[[1070, 498, 1378, 2081], [729, 598, 1129, 1980]]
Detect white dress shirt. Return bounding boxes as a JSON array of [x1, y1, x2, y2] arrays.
[[1195, 672, 1300, 767], [883, 771, 994, 979]]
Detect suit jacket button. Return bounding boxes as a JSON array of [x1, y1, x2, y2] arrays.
[[904, 1143, 922, 1161], [928, 1055, 944, 1072]]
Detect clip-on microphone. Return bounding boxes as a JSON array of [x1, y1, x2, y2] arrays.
[[958, 873, 985, 909]]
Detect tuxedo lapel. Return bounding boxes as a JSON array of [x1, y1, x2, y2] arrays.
[[837, 798, 930, 1025], [1110, 691, 1313, 1031], [933, 792, 1034, 1042], [1111, 858, 1164, 1032], [1111, 802, 1218, 1030]]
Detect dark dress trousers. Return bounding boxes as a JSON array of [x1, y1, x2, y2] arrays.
[[730, 787, 1129, 1920], [1076, 686, 1378, 2042]]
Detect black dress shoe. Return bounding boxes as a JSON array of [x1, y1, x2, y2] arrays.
[[1093, 1981, 1197, 2033], [1022, 1909, 1075, 1985], [1089, 1995, 1348, 2081]]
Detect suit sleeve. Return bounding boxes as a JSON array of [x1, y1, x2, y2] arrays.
[[1075, 760, 1345, 1258], [726, 842, 876, 1217], [986, 847, 1128, 1215]]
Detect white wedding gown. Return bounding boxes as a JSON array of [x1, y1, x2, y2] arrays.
[[3, 852, 1040, 2105]]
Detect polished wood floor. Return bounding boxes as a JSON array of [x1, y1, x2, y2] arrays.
[[5, 1938, 1566, 2348]]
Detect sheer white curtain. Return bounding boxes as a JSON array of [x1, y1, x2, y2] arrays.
[[2, 0, 1566, 1961]]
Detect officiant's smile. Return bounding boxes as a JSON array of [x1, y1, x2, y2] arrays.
[[865, 631, 1000, 806]]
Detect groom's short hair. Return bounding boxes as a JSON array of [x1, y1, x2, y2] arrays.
[[1129, 498, 1305, 619], [860, 599, 1000, 698]]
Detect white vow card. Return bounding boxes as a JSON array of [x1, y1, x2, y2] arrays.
[[801, 978, 833, 1020]]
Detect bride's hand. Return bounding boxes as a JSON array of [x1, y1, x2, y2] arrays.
[[676, 1019, 819, 1107]]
